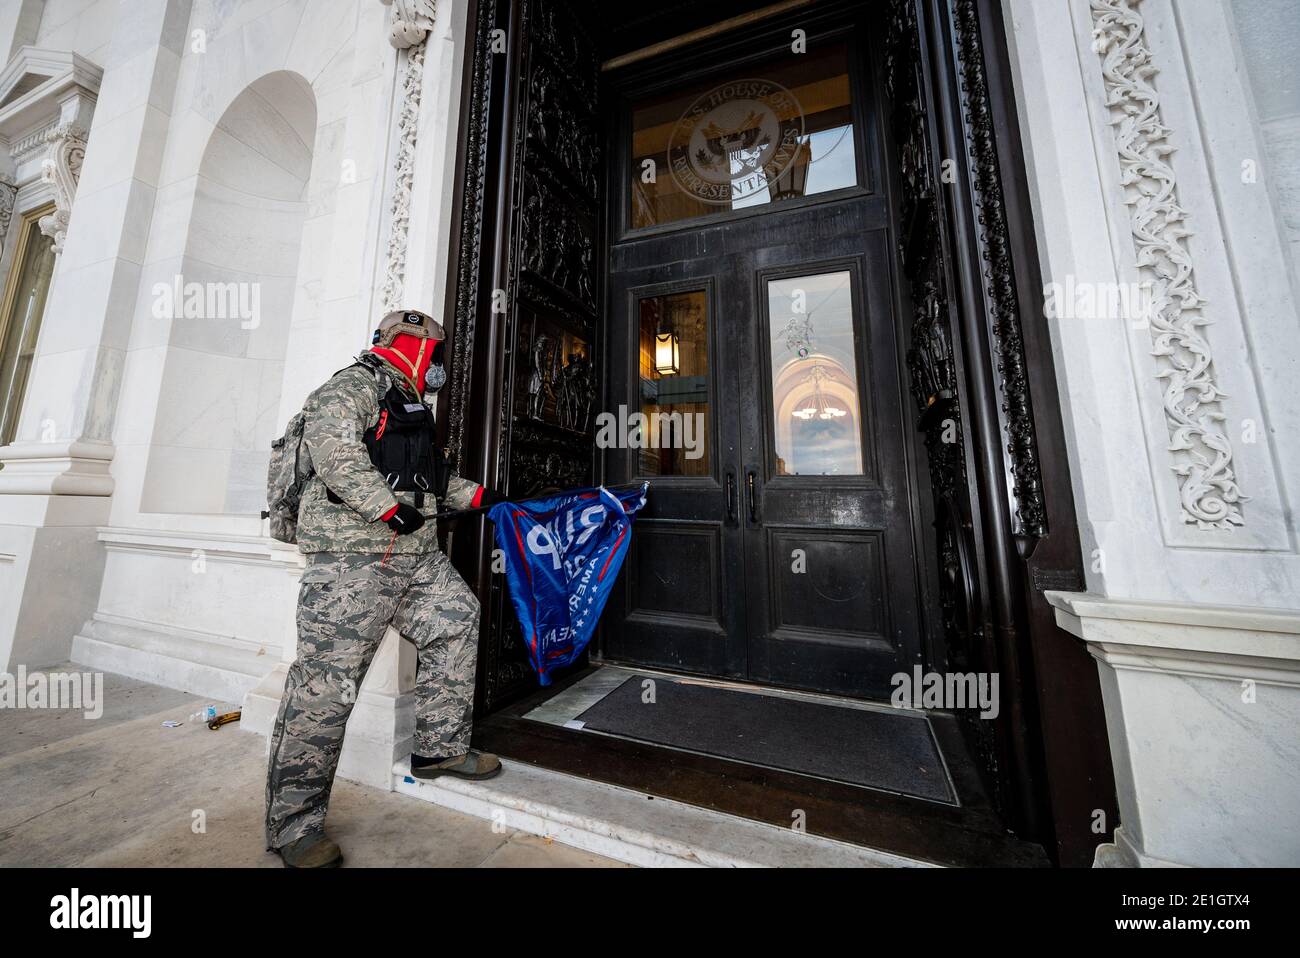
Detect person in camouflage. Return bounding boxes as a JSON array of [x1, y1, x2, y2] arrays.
[[265, 309, 501, 869]]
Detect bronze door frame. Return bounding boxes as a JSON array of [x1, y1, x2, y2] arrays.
[[443, 0, 1117, 867]]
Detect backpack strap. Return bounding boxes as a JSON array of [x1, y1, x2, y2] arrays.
[[322, 356, 389, 507]]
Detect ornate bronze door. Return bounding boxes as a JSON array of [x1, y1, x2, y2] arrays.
[[444, 0, 604, 713], [449, 0, 1116, 865], [601, 20, 929, 699]]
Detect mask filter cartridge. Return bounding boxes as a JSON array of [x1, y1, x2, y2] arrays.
[[425, 363, 446, 392]]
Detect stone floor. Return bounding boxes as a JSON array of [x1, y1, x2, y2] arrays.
[[0, 664, 624, 868]]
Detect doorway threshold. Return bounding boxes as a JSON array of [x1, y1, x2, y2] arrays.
[[471, 665, 1049, 867], [528, 666, 957, 803], [393, 756, 928, 867]]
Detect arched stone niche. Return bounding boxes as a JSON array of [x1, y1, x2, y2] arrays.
[[140, 71, 317, 516]]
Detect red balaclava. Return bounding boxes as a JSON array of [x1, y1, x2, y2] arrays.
[[372, 331, 437, 395]]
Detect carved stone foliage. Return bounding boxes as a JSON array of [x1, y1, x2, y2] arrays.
[[38, 122, 88, 254], [0, 174, 16, 255], [378, 0, 437, 311], [1090, 0, 1245, 529], [382, 0, 436, 48]]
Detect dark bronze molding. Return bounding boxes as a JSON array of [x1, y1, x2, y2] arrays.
[[948, 0, 1047, 549], [446, 0, 499, 472], [449, 0, 603, 713]]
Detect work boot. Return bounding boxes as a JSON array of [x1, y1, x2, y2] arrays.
[[276, 833, 343, 869], [410, 750, 502, 781]]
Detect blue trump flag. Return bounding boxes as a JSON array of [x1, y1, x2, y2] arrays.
[[488, 483, 648, 685]]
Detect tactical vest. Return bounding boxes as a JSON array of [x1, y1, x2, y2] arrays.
[[365, 382, 449, 503], [326, 360, 450, 508]]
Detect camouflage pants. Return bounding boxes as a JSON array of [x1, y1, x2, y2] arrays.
[[264, 548, 481, 849]]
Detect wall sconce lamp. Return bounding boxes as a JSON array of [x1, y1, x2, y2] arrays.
[[654, 329, 680, 376]]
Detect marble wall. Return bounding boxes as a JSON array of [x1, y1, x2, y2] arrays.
[[2, 0, 475, 791], [1006, 0, 1300, 611], [0, 0, 410, 679], [139, 71, 315, 516], [1007, 0, 1300, 866]]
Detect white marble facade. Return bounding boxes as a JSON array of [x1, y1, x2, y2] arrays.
[[0, 0, 1295, 867], [0, 0, 470, 782], [1008, 0, 1300, 866]]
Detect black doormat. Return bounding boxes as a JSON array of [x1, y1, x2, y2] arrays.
[[573, 675, 954, 803]]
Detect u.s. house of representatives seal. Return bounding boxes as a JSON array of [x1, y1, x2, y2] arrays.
[[668, 78, 805, 205]]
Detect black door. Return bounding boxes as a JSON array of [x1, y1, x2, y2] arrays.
[[602, 19, 926, 699]]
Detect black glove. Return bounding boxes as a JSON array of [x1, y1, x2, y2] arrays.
[[385, 502, 425, 535], [476, 487, 503, 507]]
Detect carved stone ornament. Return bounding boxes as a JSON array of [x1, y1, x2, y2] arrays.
[[378, 0, 437, 310], [1091, 0, 1246, 529], [0, 173, 16, 256], [38, 121, 88, 254], [382, 0, 437, 49]]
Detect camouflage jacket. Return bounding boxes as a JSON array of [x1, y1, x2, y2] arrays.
[[295, 353, 480, 554]]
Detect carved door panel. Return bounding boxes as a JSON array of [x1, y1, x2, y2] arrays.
[[879, 0, 1002, 807], [880, 0, 1058, 824], [460, 0, 604, 712], [451, 0, 1111, 862]]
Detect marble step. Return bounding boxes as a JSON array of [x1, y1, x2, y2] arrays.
[[392, 758, 935, 868], [72, 613, 269, 704]]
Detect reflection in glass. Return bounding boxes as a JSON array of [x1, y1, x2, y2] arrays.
[[638, 290, 709, 477], [630, 43, 858, 229], [768, 271, 863, 476], [0, 218, 57, 447]]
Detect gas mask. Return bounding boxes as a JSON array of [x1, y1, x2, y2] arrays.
[[424, 339, 446, 393]]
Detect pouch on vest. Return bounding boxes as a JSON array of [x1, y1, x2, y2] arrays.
[[325, 382, 449, 507]]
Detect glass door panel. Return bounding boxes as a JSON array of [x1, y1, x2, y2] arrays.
[[766, 269, 865, 476], [629, 42, 861, 230]]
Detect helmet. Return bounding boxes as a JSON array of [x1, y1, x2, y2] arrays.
[[372, 308, 445, 348]]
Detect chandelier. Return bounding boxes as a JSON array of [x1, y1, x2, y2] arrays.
[[791, 364, 847, 421]]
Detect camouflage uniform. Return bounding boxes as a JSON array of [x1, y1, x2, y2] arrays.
[[293, 355, 480, 555], [265, 353, 482, 850]]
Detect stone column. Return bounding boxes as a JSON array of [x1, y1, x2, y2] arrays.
[[1049, 593, 1300, 867]]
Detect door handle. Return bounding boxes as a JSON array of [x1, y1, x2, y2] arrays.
[[725, 471, 737, 525], [746, 469, 758, 524]]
